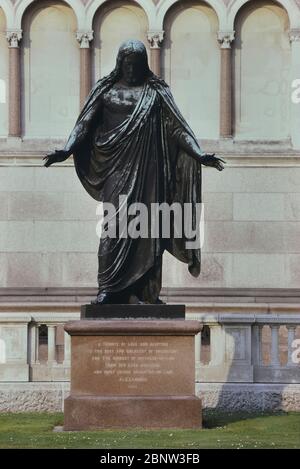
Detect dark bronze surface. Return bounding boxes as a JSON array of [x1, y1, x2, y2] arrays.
[[44, 40, 225, 306], [81, 303, 185, 320]]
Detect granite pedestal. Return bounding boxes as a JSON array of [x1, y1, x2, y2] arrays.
[[64, 304, 202, 430]]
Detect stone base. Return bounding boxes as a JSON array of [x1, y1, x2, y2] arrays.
[[1, 382, 300, 413], [64, 317, 202, 430], [0, 364, 29, 381], [80, 304, 185, 319], [30, 364, 70, 381], [64, 395, 202, 430]]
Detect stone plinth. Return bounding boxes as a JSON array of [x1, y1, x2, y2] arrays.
[[64, 314, 202, 430], [81, 303, 185, 319], [0, 314, 31, 382]]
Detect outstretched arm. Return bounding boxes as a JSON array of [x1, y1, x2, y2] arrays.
[[163, 99, 226, 171], [175, 132, 225, 171], [43, 95, 103, 167]]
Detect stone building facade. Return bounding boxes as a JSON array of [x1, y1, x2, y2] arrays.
[[0, 0, 300, 291], [0, 0, 300, 288], [0, 0, 300, 412]]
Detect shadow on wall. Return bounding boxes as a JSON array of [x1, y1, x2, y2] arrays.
[[195, 319, 300, 414]]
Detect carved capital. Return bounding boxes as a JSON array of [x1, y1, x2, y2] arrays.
[[6, 30, 22, 48], [217, 31, 235, 49], [289, 29, 300, 42], [147, 30, 164, 49], [76, 31, 94, 49]]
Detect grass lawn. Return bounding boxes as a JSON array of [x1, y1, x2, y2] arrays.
[[0, 411, 299, 449]]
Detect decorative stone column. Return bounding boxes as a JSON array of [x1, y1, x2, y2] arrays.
[[217, 31, 235, 138], [6, 30, 22, 137], [252, 324, 263, 366], [76, 31, 93, 109], [287, 325, 296, 366], [63, 330, 71, 366], [289, 29, 300, 149], [270, 324, 280, 367], [147, 30, 164, 77], [195, 331, 202, 366], [29, 323, 40, 365], [47, 325, 57, 365]]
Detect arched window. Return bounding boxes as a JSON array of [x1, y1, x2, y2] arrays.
[[21, 1, 80, 137], [163, 1, 220, 139], [233, 0, 291, 140], [92, 0, 149, 82]]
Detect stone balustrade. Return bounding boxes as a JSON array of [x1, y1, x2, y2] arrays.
[[0, 305, 79, 382], [0, 303, 299, 385], [28, 313, 76, 381], [190, 313, 300, 384]]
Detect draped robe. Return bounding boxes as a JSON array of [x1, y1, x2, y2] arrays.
[[64, 75, 202, 302]]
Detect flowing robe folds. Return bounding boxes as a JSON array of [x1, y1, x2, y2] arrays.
[[64, 76, 202, 302]]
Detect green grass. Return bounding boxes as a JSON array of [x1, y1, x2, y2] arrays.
[[0, 411, 299, 449]]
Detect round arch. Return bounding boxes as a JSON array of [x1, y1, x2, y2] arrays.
[[227, 0, 300, 29], [156, 0, 227, 31], [85, 0, 155, 30], [14, 0, 85, 30], [0, 0, 14, 28]]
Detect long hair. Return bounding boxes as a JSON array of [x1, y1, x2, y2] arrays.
[[75, 39, 168, 124], [96, 39, 168, 90]]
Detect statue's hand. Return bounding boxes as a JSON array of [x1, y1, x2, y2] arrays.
[[43, 149, 71, 167], [200, 153, 226, 171]]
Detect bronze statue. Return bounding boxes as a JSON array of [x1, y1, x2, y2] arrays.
[[43, 40, 226, 305]]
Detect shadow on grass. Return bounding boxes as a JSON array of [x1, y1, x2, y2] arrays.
[[202, 409, 288, 429]]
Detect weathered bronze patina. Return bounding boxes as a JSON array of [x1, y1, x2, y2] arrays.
[[44, 40, 225, 305]]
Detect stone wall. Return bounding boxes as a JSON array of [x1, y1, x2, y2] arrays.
[[1, 382, 299, 413], [0, 0, 300, 290], [1, 162, 300, 289]]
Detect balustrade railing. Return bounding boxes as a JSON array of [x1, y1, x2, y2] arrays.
[[0, 304, 299, 384]]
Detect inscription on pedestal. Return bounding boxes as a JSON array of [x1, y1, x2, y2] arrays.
[[92, 340, 176, 390], [71, 335, 194, 396]]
